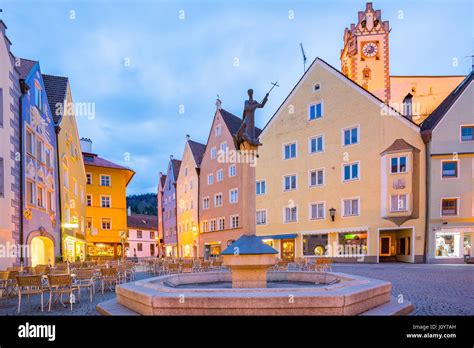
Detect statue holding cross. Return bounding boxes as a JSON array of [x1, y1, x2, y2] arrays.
[[234, 82, 279, 150]]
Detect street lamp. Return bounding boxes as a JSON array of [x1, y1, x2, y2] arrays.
[[329, 208, 336, 222]]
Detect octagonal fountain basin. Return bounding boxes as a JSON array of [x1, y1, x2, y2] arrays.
[[97, 271, 413, 316]]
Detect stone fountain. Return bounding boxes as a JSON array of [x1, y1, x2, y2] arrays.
[[97, 89, 413, 316]]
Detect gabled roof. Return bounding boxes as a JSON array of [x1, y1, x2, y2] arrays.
[[17, 58, 37, 79], [42, 74, 69, 124], [82, 152, 135, 184], [171, 159, 182, 180], [220, 108, 262, 137], [380, 139, 420, 155], [127, 214, 158, 230], [160, 174, 167, 188], [188, 140, 206, 167], [261, 57, 419, 137], [421, 71, 473, 132]]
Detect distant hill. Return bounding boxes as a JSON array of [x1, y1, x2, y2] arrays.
[[127, 193, 157, 216]]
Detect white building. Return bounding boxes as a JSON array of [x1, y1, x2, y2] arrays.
[[126, 211, 158, 258], [0, 20, 21, 269]]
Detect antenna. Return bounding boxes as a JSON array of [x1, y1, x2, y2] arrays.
[[300, 43, 307, 73]]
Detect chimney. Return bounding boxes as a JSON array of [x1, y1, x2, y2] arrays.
[[127, 206, 131, 216], [80, 137, 92, 153]]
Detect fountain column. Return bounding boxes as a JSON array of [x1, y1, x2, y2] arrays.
[[221, 142, 278, 288]]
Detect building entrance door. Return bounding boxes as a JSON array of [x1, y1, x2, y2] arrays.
[[380, 236, 391, 256], [281, 239, 295, 262]]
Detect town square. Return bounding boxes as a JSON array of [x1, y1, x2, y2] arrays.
[[0, 1, 472, 344]]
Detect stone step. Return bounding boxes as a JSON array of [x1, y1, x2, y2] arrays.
[[96, 299, 140, 316], [360, 297, 414, 316]]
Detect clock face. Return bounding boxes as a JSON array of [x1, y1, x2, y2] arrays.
[[362, 42, 378, 58]]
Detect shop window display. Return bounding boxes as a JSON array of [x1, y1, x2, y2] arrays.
[[338, 233, 368, 256], [435, 233, 460, 257]]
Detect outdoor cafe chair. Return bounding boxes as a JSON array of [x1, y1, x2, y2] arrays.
[[6, 270, 19, 296], [167, 263, 180, 274], [16, 275, 46, 314], [100, 268, 119, 294], [74, 269, 96, 302], [0, 271, 9, 297], [47, 274, 78, 312], [200, 261, 211, 272], [211, 260, 224, 271], [181, 263, 194, 273]]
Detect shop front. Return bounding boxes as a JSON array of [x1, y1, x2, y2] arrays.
[[430, 227, 473, 264], [63, 235, 86, 262], [302, 229, 370, 262], [87, 242, 122, 260], [204, 242, 222, 260], [258, 234, 297, 261]]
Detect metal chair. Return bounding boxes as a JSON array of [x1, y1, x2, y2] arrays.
[[74, 269, 96, 302], [100, 268, 119, 294]]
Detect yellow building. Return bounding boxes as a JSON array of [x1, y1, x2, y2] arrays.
[[44, 75, 87, 262], [81, 138, 134, 259], [256, 57, 426, 263], [341, 3, 464, 124], [176, 137, 206, 257]]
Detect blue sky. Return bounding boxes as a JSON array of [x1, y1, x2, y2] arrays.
[[1, 0, 472, 194]]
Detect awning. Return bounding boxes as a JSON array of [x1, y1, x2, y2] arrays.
[[258, 234, 298, 240]]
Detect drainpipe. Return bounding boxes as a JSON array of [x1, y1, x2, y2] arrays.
[[54, 124, 63, 260], [422, 132, 431, 264], [196, 166, 201, 258], [174, 181, 179, 258], [18, 81, 25, 265]]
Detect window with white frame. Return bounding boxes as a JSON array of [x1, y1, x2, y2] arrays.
[[202, 221, 208, 232], [283, 142, 296, 159], [391, 156, 407, 174], [441, 198, 458, 216], [343, 162, 359, 181], [284, 174, 297, 191], [101, 196, 111, 208], [309, 135, 324, 153], [310, 202, 325, 220], [217, 169, 223, 182], [309, 102, 323, 120], [210, 147, 217, 159], [210, 219, 216, 231], [203, 197, 210, 209], [36, 139, 44, 162], [256, 210, 267, 225], [256, 180, 266, 195], [100, 175, 111, 187], [220, 142, 227, 154], [229, 188, 238, 203], [101, 218, 111, 230], [343, 126, 359, 146], [86, 194, 92, 207], [207, 174, 214, 185], [284, 206, 297, 222], [26, 130, 34, 155], [231, 215, 239, 229], [214, 193, 222, 207], [390, 194, 408, 212], [229, 164, 236, 177], [309, 169, 324, 187], [26, 180, 35, 205], [47, 190, 54, 212], [218, 217, 225, 230], [343, 198, 359, 217], [37, 186, 45, 208], [215, 125, 221, 137]]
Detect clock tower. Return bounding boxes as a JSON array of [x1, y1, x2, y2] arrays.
[[341, 2, 390, 103]]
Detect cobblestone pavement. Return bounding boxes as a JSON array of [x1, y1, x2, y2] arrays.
[[1, 264, 472, 315], [0, 271, 154, 316], [332, 263, 474, 315]]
